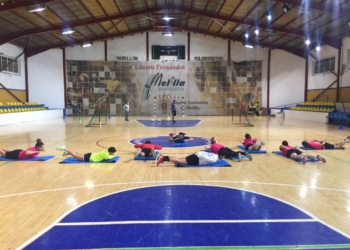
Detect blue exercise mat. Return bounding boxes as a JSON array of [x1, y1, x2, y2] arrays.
[[176, 159, 231, 167], [228, 155, 248, 161], [59, 156, 120, 164], [272, 151, 319, 162], [202, 149, 213, 153], [134, 151, 159, 160], [237, 145, 267, 154], [173, 141, 189, 147], [299, 146, 345, 150], [0, 156, 54, 161]]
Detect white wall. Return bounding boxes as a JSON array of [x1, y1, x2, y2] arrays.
[[0, 43, 26, 90], [270, 49, 305, 107], [191, 33, 227, 60], [107, 33, 147, 61], [65, 41, 105, 61], [308, 45, 338, 90], [28, 49, 64, 109], [340, 37, 350, 88]]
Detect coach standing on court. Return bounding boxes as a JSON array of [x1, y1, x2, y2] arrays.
[[123, 101, 129, 121], [171, 100, 177, 123]]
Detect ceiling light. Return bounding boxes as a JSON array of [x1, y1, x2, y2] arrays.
[[82, 42, 92, 48], [163, 17, 174, 21], [245, 33, 249, 38], [26, 3, 46, 12], [283, 3, 290, 13], [267, 14, 272, 21], [244, 44, 254, 49], [61, 28, 74, 35], [255, 29, 259, 35], [162, 32, 174, 36], [315, 46, 321, 51], [305, 39, 311, 45]]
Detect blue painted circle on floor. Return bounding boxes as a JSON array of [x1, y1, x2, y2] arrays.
[[24, 185, 350, 249], [129, 135, 210, 148]]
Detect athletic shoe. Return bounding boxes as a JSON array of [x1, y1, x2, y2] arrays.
[[56, 145, 65, 151], [245, 152, 252, 161], [301, 156, 307, 164], [157, 154, 164, 166], [237, 153, 241, 162], [62, 151, 68, 157], [260, 140, 265, 146], [345, 137, 350, 142], [135, 148, 141, 157], [316, 155, 326, 163], [151, 150, 156, 158]]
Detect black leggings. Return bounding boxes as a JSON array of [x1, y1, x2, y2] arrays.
[[5, 149, 22, 159], [223, 147, 246, 158]]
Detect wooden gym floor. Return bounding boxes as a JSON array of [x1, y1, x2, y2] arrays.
[[0, 115, 350, 249]]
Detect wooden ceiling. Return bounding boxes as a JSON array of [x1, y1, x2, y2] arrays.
[[0, 0, 349, 57]]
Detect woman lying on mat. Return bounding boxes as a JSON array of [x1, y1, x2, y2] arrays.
[[56, 146, 116, 162], [134, 140, 162, 157], [301, 137, 349, 150], [238, 133, 265, 151], [279, 141, 326, 164], [205, 137, 252, 162], [156, 148, 226, 166], [168, 132, 193, 142], [0, 139, 45, 160]]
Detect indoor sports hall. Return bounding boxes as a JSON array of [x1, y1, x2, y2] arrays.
[[1, 0, 350, 249]]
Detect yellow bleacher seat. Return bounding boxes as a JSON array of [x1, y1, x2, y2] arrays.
[[0, 102, 2, 106], [0, 109, 3, 113]]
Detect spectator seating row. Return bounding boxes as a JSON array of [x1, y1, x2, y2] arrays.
[[0, 102, 41, 106], [290, 106, 334, 112], [327, 112, 350, 126], [301, 101, 334, 106], [0, 107, 46, 113]]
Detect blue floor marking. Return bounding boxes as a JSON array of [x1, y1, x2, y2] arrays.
[[130, 136, 210, 148], [137, 119, 201, 127], [24, 185, 350, 249]]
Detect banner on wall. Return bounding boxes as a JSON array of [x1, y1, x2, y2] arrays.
[[65, 60, 262, 116]]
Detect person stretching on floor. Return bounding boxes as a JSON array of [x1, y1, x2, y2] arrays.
[[205, 137, 252, 162], [134, 140, 162, 158], [56, 146, 117, 162], [168, 132, 193, 142], [0, 139, 45, 160], [156, 148, 226, 167], [301, 137, 350, 150], [238, 133, 265, 151], [279, 141, 326, 164]]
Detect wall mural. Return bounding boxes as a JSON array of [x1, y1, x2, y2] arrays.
[[65, 60, 262, 116]]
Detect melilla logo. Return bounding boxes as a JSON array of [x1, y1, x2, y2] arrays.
[[141, 73, 185, 101]]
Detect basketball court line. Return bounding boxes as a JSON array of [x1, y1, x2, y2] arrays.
[[2, 179, 350, 199], [57, 219, 317, 226], [16, 184, 350, 250]]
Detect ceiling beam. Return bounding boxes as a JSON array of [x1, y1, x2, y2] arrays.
[[26, 27, 152, 57], [0, 0, 57, 12], [0, 5, 166, 45], [170, 4, 338, 48], [272, 0, 350, 17], [0, 3, 340, 48], [183, 26, 305, 58]]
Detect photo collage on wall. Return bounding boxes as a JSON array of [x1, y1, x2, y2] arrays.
[[65, 60, 262, 116]]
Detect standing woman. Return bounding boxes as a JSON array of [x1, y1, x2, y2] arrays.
[[123, 101, 129, 121], [0, 139, 45, 160], [171, 99, 177, 123]]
